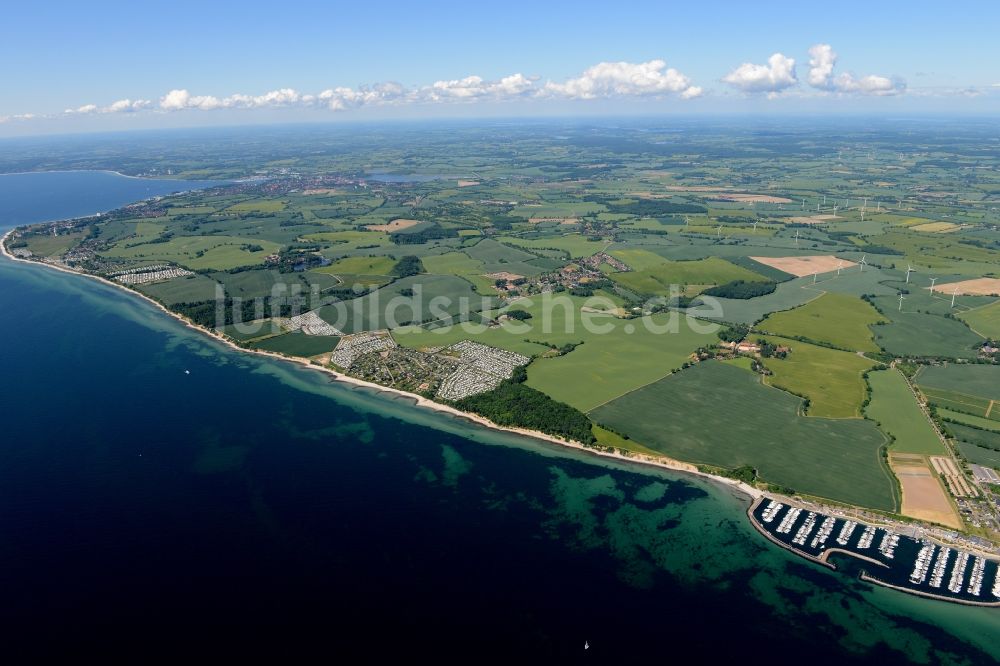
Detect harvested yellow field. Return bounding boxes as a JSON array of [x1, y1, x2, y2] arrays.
[[749, 255, 856, 277], [890, 457, 962, 528], [932, 277, 1000, 296], [787, 215, 841, 225], [911, 221, 961, 233], [365, 218, 422, 232]]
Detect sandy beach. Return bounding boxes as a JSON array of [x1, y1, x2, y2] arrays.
[[0, 228, 761, 501]]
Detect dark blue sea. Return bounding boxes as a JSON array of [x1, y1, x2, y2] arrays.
[[0, 172, 997, 662]]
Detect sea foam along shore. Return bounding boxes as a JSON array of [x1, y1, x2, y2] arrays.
[[0, 228, 761, 501]]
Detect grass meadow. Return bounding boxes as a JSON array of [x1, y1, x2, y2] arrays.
[[759, 335, 876, 418], [758, 293, 883, 352], [865, 369, 947, 455]]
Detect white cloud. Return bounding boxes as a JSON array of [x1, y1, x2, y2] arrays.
[[160, 89, 225, 111], [832, 73, 904, 96], [161, 88, 309, 111], [422, 73, 536, 102], [0, 113, 34, 123], [807, 44, 837, 88], [680, 86, 704, 100], [6, 60, 701, 124], [316, 83, 406, 110], [103, 98, 152, 113], [543, 60, 700, 99], [806, 43, 905, 96], [722, 53, 798, 94], [65, 104, 99, 114], [65, 99, 153, 115]]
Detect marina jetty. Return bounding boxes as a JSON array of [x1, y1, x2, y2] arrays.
[[749, 497, 1000, 607]]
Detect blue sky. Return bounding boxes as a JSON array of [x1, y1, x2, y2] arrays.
[[2, 0, 998, 136]]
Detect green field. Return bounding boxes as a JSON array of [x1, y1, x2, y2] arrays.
[[101, 235, 281, 271], [463, 238, 538, 264], [937, 408, 1000, 432], [499, 234, 607, 259], [609, 257, 765, 296], [948, 421, 1000, 452], [248, 330, 340, 357], [318, 274, 487, 333], [220, 320, 281, 342], [956, 441, 1000, 470], [922, 388, 993, 420], [421, 251, 486, 276], [758, 292, 883, 352], [316, 255, 397, 276], [591, 362, 896, 510], [395, 294, 717, 411], [303, 230, 393, 247], [915, 364, 1000, 402], [510, 201, 606, 218], [871, 299, 984, 359], [865, 369, 947, 455], [224, 199, 287, 213], [610, 248, 678, 270], [22, 231, 87, 257], [687, 278, 820, 325], [759, 336, 876, 418], [136, 274, 221, 305], [960, 299, 1000, 338], [208, 269, 312, 299], [685, 262, 906, 325]]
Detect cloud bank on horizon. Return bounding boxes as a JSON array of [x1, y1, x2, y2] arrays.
[[0, 42, 950, 126], [55, 58, 704, 119]]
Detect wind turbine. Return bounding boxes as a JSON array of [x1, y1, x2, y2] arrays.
[[813, 272, 818, 284], [905, 264, 914, 284], [928, 276, 938, 291], [802, 199, 806, 211], [859, 254, 868, 272], [794, 229, 800, 246], [752, 219, 759, 233], [823, 194, 827, 206], [951, 287, 959, 308], [836, 260, 844, 276], [876, 200, 881, 213], [860, 209, 865, 223], [716, 224, 723, 238], [898, 293, 906, 311], [833, 204, 839, 217], [685, 216, 690, 227]]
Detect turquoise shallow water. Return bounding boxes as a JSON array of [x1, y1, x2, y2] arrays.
[[0, 172, 998, 662]]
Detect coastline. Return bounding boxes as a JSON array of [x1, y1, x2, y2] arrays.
[[0, 227, 761, 502]]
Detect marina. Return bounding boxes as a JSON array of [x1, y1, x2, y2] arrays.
[[749, 497, 1000, 607]]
